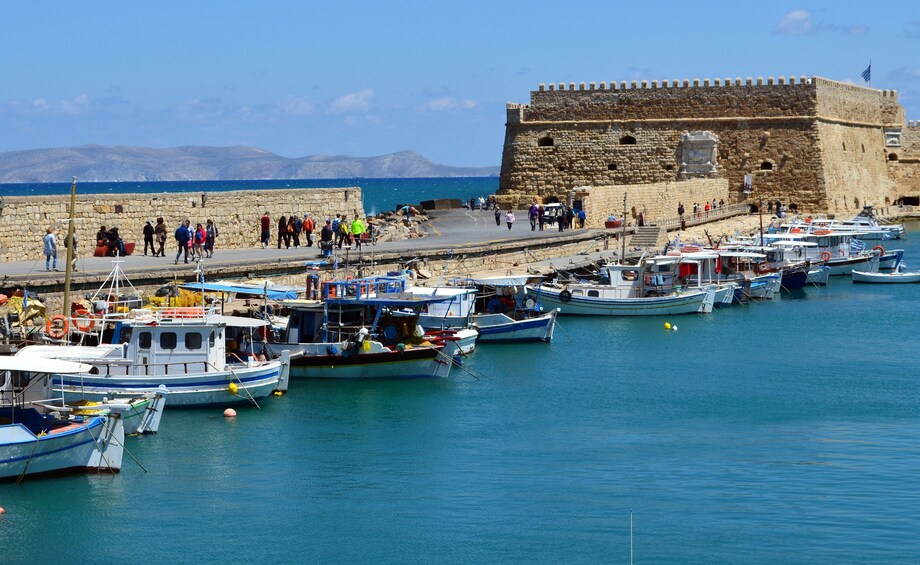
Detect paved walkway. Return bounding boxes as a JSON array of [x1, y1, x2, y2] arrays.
[[0, 209, 599, 281]]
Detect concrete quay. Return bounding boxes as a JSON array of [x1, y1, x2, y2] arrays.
[[0, 209, 619, 302]]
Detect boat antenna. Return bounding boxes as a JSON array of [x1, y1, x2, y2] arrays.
[[62, 177, 77, 320], [620, 193, 627, 264]]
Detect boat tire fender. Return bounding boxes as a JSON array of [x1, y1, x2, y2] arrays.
[[559, 289, 572, 302]]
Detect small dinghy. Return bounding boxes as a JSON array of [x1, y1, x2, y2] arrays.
[[853, 261, 920, 284]]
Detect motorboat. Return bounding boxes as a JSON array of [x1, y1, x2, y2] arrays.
[[1, 357, 125, 480], [526, 258, 716, 316], [278, 277, 462, 379], [853, 261, 920, 283], [410, 275, 558, 343]]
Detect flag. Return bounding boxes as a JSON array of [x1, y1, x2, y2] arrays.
[[861, 64, 871, 83]]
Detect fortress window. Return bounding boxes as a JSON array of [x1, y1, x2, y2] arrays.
[[665, 164, 675, 171], [619, 135, 637, 145], [861, 144, 866, 153], [842, 142, 846, 151], [538, 137, 554, 147], [760, 161, 773, 170], [608, 163, 618, 171], [888, 153, 899, 161]]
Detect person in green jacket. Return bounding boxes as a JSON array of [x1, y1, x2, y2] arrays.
[[351, 216, 367, 249]]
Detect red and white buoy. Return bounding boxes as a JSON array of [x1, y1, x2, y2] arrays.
[[223, 408, 237, 418]]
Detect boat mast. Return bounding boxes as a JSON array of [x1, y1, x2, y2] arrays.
[[62, 177, 77, 318], [620, 193, 627, 264], [759, 199, 765, 255]]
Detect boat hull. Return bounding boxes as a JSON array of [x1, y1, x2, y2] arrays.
[[474, 310, 557, 343], [852, 270, 920, 283], [285, 342, 454, 379], [54, 362, 285, 407], [528, 287, 714, 316], [0, 413, 124, 480], [827, 254, 879, 276]]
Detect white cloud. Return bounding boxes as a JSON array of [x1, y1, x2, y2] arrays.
[[329, 89, 373, 114], [279, 95, 314, 115], [775, 10, 813, 36], [32, 97, 48, 110], [427, 96, 478, 112]]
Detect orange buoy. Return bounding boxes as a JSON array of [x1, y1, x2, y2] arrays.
[[223, 408, 237, 418]]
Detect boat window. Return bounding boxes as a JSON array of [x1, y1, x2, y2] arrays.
[[209, 331, 216, 347], [160, 332, 177, 350], [587, 290, 600, 297], [138, 332, 152, 349], [119, 327, 133, 344], [622, 270, 638, 281], [818, 237, 829, 247], [572, 289, 584, 296], [0, 371, 6, 388], [185, 332, 203, 350]]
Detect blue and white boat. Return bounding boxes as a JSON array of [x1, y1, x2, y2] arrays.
[[15, 309, 290, 407], [279, 277, 462, 379], [1, 357, 125, 481], [410, 275, 558, 343], [526, 260, 716, 316]]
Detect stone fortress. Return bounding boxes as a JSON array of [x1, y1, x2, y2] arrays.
[[499, 75, 920, 228]]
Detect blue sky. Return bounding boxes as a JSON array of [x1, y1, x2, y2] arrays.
[[2, 1, 919, 167]]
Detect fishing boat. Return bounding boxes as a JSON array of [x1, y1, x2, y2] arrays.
[[410, 275, 558, 343], [16, 308, 291, 407], [1, 357, 125, 480], [278, 276, 462, 379], [526, 259, 716, 316], [67, 390, 166, 435]]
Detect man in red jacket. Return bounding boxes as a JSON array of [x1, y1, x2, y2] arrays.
[[260, 212, 270, 248]]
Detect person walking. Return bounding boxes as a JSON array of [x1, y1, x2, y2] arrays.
[[494, 208, 501, 226], [192, 222, 206, 259], [143, 221, 155, 255], [292, 215, 303, 248], [205, 219, 218, 258], [175, 220, 192, 264], [43, 227, 58, 271], [505, 209, 515, 230], [577, 208, 586, 228], [529, 201, 539, 231], [558, 205, 566, 232], [351, 215, 366, 250], [64, 231, 78, 271], [278, 215, 289, 249], [260, 212, 271, 248], [337, 214, 351, 248], [303, 213, 314, 247], [538, 204, 545, 231], [154, 217, 167, 256]]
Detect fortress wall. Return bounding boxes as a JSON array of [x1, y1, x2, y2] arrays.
[[817, 122, 897, 212], [525, 77, 818, 121], [0, 187, 363, 263], [500, 119, 825, 210], [575, 178, 729, 228], [501, 76, 905, 213]]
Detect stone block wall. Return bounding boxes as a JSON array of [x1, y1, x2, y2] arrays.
[[500, 75, 911, 213], [0, 187, 363, 263], [573, 178, 729, 228]]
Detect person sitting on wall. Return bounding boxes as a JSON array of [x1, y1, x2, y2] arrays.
[[107, 227, 127, 256]]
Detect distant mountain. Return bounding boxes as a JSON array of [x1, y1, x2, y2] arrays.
[[0, 145, 499, 183]]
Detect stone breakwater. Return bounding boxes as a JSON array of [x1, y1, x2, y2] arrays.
[[0, 187, 363, 263]]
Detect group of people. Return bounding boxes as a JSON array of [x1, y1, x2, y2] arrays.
[[259, 212, 369, 258], [172, 218, 219, 264], [468, 195, 498, 211], [677, 199, 726, 223], [491, 202, 587, 232]]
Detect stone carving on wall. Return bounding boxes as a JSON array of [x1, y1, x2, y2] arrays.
[[679, 131, 720, 177], [884, 128, 902, 147]]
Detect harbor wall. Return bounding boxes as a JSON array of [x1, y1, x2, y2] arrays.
[[571, 178, 729, 228], [500, 75, 914, 212], [0, 187, 363, 263]]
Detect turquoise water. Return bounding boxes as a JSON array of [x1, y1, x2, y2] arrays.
[[0, 177, 500, 217], [2, 218, 919, 563]]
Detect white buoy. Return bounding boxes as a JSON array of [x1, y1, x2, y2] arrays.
[[672, 325, 678, 332], [223, 408, 237, 418]]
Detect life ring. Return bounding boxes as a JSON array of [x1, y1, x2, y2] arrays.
[[73, 312, 96, 333], [792, 245, 802, 256], [559, 289, 572, 302], [45, 314, 68, 339], [820, 251, 831, 262], [873, 245, 885, 255]]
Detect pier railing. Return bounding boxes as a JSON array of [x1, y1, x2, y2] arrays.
[[652, 203, 750, 232]]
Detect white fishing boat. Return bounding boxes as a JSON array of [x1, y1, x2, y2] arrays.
[[1, 357, 125, 481], [279, 277, 461, 379], [526, 260, 716, 316], [762, 231, 880, 276], [411, 275, 558, 343], [67, 390, 167, 435]]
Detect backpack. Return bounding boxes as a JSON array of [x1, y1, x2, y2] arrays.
[[331, 219, 341, 233]]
